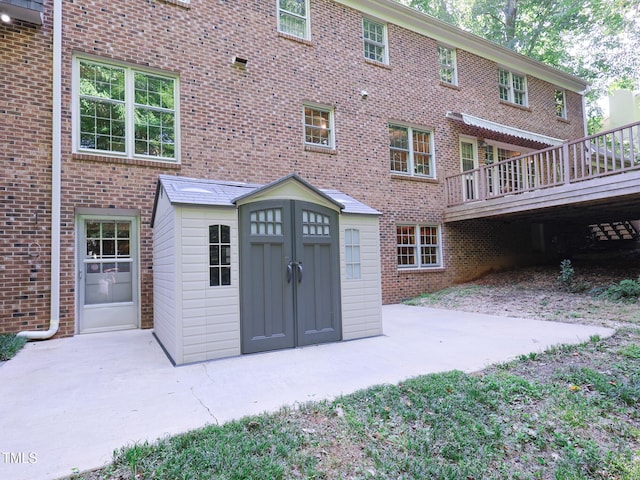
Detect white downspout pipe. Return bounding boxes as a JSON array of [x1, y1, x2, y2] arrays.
[[18, 0, 62, 339]]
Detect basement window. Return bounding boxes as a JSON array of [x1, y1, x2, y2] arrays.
[[397, 225, 442, 269]]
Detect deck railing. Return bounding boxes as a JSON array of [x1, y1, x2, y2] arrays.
[[445, 120, 640, 207]]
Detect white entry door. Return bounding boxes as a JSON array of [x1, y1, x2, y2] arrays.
[[77, 215, 139, 333]]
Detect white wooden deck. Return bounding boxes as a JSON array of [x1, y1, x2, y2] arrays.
[[445, 121, 640, 223]]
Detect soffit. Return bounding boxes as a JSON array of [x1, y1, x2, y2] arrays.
[[334, 0, 588, 93]]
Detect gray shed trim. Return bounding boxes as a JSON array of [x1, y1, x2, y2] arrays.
[[151, 175, 380, 226], [232, 173, 344, 211]]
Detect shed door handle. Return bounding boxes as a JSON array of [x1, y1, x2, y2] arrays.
[[296, 262, 303, 283], [287, 262, 293, 283]]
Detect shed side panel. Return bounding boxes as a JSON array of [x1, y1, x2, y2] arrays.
[[153, 189, 179, 363], [340, 214, 383, 339], [180, 207, 240, 364]]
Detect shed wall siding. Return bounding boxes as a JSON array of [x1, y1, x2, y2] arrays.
[[179, 207, 240, 364], [152, 191, 179, 362], [340, 215, 383, 340]]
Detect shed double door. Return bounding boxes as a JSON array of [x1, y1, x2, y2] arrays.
[[240, 200, 341, 354]]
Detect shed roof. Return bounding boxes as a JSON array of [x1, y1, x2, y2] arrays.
[[152, 175, 381, 226]]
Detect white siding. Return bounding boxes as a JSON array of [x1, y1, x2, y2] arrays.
[[340, 214, 383, 340], [179, 207, 240, 364], [152, 189, 179, 363]]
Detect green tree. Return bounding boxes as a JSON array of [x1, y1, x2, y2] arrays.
[[400, 0, 640, 131]]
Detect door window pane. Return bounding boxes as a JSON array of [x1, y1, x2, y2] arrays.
[[84, 220, 133, 305], [250, 209, 283, 236]]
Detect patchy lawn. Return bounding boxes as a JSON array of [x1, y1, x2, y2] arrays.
[[407, 252, 640, 329]]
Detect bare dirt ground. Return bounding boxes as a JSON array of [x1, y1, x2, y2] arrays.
[[412, 249, 640, 329]]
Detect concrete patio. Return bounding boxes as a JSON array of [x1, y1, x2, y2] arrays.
[[0, 305, 613, 480]]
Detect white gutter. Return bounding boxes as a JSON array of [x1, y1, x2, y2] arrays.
[[18, 0, 61, 339]]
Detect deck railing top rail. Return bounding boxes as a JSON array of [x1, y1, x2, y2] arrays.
[[445, 120, 640, 207]]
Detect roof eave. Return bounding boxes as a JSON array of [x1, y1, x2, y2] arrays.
[[334, 0, 589, 93]]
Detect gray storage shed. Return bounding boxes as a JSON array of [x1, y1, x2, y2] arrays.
[[151, 174, 383, 365]]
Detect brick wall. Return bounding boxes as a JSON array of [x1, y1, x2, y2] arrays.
[[0, 17, 53, 334], [2, 0, 587, 336]]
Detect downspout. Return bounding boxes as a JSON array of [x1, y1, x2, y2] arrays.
[[18, 0, 62, 339]]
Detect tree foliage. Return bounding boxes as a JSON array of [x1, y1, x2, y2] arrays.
[[401, 0, 640, 128]]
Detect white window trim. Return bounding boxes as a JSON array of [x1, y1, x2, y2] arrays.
[[277, 0, 311, 40], [362, 17, 388, 65], [389, 123, 436, 179], [555, 89, 567, 119], [438, 45, 457, 85], [397, 224, 443, 270], [303, 104, 335, 149], [498, 68, 528, 107], [73, 55, 180, 163]]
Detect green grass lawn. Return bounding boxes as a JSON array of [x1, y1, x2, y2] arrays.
[[67, 328, 640, 480], [0, 333, 26, 361]]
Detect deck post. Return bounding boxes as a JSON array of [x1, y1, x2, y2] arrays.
[[562, 142, 571, 185]]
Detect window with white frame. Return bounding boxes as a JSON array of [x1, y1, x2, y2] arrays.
[[498, 69, 527, 106], [363, 18, 387, 64], [277, 0, 310, 40], [345, 228, 361, 280], [389, 124, 435, 178], [554, 89, 567, 119], [438, 45, 457, 85], [76, 58, 178, 161], [304, 105, 334, 148], [209, 225, 231, 287], [396, 225, 442, 268]]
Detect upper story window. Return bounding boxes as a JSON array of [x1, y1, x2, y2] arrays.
[[345, 228, 361, 280], [389, 124, 435, 178], [438, 45, 457, 85], [397, 225, 442, 269], [277, 0, 310, 40], [209, 225, 231, 287], [554, 89, 567, 119], [363, 18, 387, 64], [304, 105, 334, 149], [76, 58, 178, 162], [498, 68, 527, 107]]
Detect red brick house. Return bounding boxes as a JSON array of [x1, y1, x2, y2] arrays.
[[1, 0, 590, 353]]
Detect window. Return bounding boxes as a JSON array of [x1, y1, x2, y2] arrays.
[[498, 69, 527, 106], [209, 225, 231, 286], [554, 89, 567, 119], [363, 18, 387, 64], [397, 225, 442, 269], [302, 209, 330, 236], [345, 229, 361, 280], [484, 143, 537, 194], [277, 0, 309, 40], [250, 208, 283, 235], [76, 58, 178, 161], [389, 124, 435, 178], [304, 105, 334, 148], [438, 46, 457, 85], [460, 138, 478, 201]]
